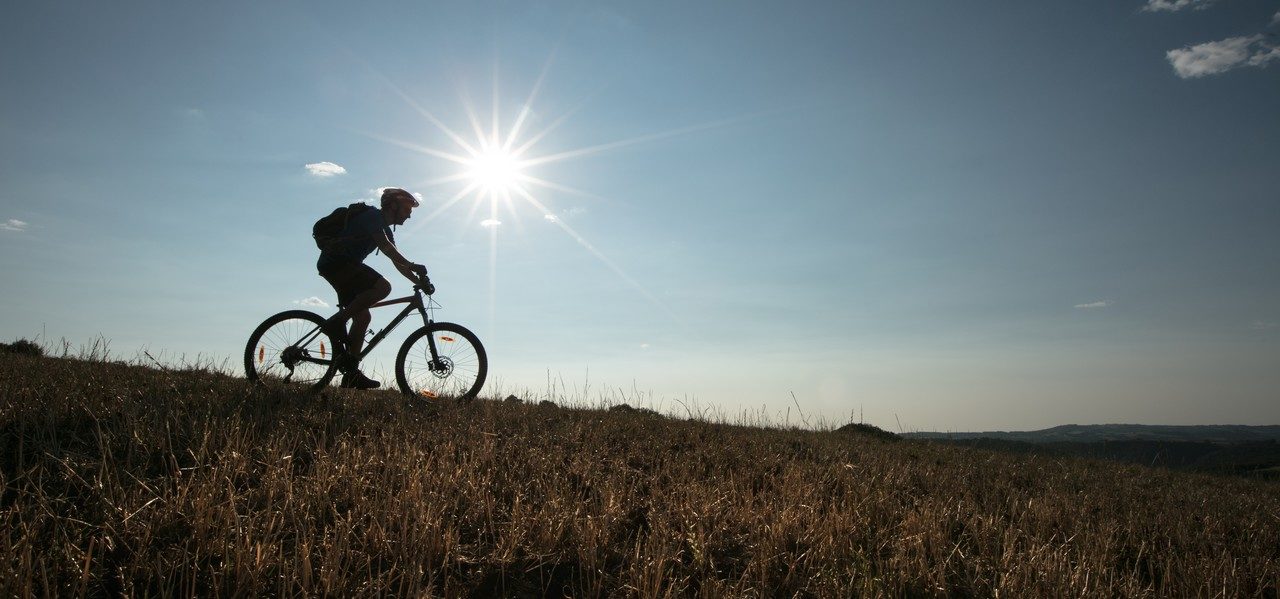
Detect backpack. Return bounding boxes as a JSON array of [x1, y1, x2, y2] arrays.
[[312, 202, 373, 252]]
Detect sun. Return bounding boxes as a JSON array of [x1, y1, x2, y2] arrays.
[[357, 64, 732, 325], [464, 143, 525, 194]]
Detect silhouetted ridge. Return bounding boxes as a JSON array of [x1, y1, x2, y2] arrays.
[[835, 422, 898, 442]]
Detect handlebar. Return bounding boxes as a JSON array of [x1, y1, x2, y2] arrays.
[[408, 264, 434, 295]]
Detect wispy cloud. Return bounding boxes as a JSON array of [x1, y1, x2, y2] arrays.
[[293, 297, 329, 308], [1143, 0, 1215, 12], [305, 162, 347, 177], [542, 207, 585, 223], [1074, 300, 1112, 309], [1250, 44, 1280, 65], [1251, 320, 1278, 330], [1167, 35, 1280, 78], [1272, 11, 1280, 26], [1, 219, 28, 232], [480, 219, 502, 228]]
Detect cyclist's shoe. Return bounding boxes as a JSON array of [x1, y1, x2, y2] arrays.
[[340, 370, 381, 390]]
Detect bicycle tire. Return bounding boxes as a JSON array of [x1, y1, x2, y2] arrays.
[[395, 322, 487, 402], [244, 310, 340, 393]]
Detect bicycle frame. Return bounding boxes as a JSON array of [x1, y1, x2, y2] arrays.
[[291, 285, 438, 368], [358, 286, 434, 360]]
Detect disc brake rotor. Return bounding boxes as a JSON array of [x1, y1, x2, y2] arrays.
[[429, 356, 454, 379]]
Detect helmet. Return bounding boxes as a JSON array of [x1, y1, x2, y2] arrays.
[[380, 187, 420, 209]]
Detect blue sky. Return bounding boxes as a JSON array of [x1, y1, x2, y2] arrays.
[[2, 1, 1278, 431]]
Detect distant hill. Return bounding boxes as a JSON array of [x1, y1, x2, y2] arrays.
[[904, 424, 1280, 444], [907, 425, 1280, 479]]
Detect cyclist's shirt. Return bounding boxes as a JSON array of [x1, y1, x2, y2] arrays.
[[317, 207, 390, 272]]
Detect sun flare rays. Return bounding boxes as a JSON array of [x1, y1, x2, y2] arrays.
[[355, 59, 752, 333]]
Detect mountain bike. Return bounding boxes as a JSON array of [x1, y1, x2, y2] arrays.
[[243, 279, 487, 400]]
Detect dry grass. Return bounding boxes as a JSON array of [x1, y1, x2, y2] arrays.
[[2, 353, 1278, 597]]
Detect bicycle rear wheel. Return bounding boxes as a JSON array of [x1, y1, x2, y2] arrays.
[[395, 322, 487, 401], [244, 310, 339, 393]]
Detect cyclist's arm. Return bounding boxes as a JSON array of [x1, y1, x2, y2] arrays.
[[375, 233, 423, 283]]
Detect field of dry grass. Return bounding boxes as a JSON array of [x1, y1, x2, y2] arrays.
[[2, 352, 1278, 597]]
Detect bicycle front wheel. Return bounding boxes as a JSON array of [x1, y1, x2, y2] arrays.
[[395, 322, 487, 401], [244, 310, 340, 393]]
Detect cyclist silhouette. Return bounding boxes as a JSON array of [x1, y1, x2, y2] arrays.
[[318, 187, 428, 389]]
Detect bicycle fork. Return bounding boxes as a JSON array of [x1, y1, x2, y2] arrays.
[[414, 302, 447, 372]]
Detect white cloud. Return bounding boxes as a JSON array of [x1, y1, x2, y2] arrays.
[[480, 219, 502, 228], [639, 343, 650, 350], [1143, 0, 1215, 12], [1248, 44, 1280, 67], [543, 207, 587, 222], [1167, 35, 1280, 78], [1074, 300, 1112, 309], [305, 162, 347, 177], [1, 219, 28, 232], [1251, 320, 1278, 330], [1272, 11, 1280, 26], [293, 296, 329, 308]]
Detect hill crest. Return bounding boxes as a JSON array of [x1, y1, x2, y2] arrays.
[[905, 423, 1280, 443]]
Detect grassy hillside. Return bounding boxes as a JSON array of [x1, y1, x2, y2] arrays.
[[2, 353, 1278, 597]]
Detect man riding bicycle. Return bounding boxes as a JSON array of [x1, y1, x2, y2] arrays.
[[318, 187, 429, 389]]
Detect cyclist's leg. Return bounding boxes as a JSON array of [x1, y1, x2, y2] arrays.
[[333, 272, 388, 389], [345, 277, 391, 357], [320, 263, 372, 355], [320, 264, 386, 336]]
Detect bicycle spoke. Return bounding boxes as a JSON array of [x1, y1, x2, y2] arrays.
[[396, 323, 487, 401], [245, 311, 338, 391]]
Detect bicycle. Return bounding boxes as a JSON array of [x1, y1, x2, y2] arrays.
[[243, 277, 487, 400]]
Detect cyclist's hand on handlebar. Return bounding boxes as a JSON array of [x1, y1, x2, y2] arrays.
[[410, 265, 435, 295]]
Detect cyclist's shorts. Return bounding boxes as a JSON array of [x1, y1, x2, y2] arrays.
[[318, 261, 386, 308]]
